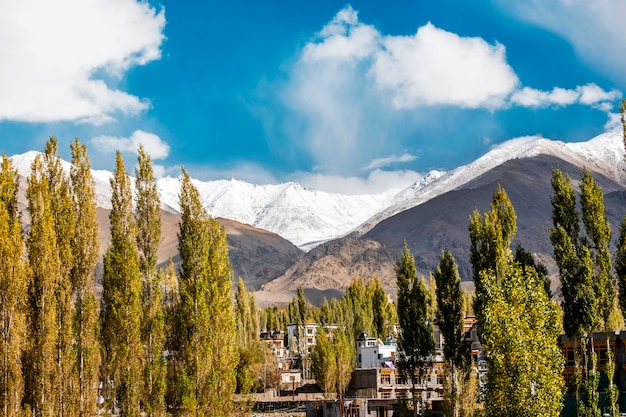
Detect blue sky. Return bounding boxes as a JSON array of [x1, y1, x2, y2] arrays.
[[0, 0, 624, 194]]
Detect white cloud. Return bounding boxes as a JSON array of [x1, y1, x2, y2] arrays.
[[0, 0, 165, 124], [510, 83, 619, 108], [365, 153, 417, 170], [303, 5, 380, 63], [91, 130, 170, 160], [577, 83, 621, 105], [371, 23, 519, 109], [279, 7, 524, 177], [604, 111, 623, 132], [291, 169, 422, 195], [274, 5, 622, 180], [493, 0, 626, 87]]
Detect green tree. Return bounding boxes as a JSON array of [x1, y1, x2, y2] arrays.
[[25, 154, 61, 417], [69, 140, 101, 417], [471, 185, 564, 417], [479, 263, 564, 416], [135, 146, 166, 417], [580, 169, 618, 417], [514, 244, 551, 298], [234, 278, 262, 397], [176, 168, 238, 416], [344, 278, 373, 339], [43, 138, 76, 417], [396, 241, 435, 417], [469, 185, 516, 321], [101, 152, 143, 417], [434, 249, 471, 417], [310, 327, 354, 401], [310, 327, 337, 396], [617, 219, 626, 332], [368, 278, 390, 339], [550, 168, 617, 416], [235, 278, 259, 348], [580, 170, 614, 330], [0, 154, 28, 417], [333, 329, 354, 400]]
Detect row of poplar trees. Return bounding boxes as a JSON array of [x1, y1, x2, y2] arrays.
[[394, 102, 626, 417], [0, 137, 238, 417]]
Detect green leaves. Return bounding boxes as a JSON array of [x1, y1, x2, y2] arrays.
[[471, 185, 564, 417], [101, 152, 143, 417], [176, 168, 238, 416], [396, 241, 435, 416]]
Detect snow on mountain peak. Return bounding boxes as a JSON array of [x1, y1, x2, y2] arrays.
[[8, 131, 624, 249], [354, 131, 626, 236]]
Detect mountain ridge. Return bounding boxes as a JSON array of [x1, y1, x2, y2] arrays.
[[10, 131, 624, 251]]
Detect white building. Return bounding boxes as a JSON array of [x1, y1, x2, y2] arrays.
[[356, 333, 397, 369], [286, 323, 338, 355]]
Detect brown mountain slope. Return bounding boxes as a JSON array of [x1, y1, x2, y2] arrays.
[[363, 154, 626, 285], [97, 210, 303, 291], [255, 237, 396, 307], [17, 180, 301, 293]]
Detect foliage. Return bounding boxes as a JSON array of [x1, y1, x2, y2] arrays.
[[310, 327, 354, 398], [235, 278, 260, 348], [101, 152, 143, 417], [25, 153, 61, 417], [471, 185, 564, 417], [135, 146, 166, 417], [176, 168, 238, 416], [396, 241, 435, 417], [310, 327, 337, 396], [434, 249, 471, 417], [550, 168, 619, 415], [70, 139, 101, 417], [480, 263, 564, 417], [0, 154, 28, 417]]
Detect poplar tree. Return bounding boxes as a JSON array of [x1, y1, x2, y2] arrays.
[[234, 278, 261, 396], [101, 152, 143, 417], [0, 154, 28, 417], [135, 146, 166, 417], [42, 138, 76, 417], [550, 168, 618, 416], [26, 155, 60, 417], [580, 170, 614, 330], [235, 278, 259, 348], [310, 327, 336, 396], [396, 241, 435, 417], [434, 249, 470, 417], [176, 168, 238, 416], [471, 185, 564, 417], [333, 329, 354, 400], [581, 169, 619, 416], [69, 140, 101, 417], [367, 278, 390, 339]]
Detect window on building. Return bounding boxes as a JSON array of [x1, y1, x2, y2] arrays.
[[597, 344, 609, 365], [564, 345, 575, 367], [377, 406, 388, 417], [380, 373, 391, 385], [347, 403, 361, 417]]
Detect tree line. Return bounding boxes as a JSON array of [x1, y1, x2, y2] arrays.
[[0, 138, 240, 417], [303, 102, 626, 417]]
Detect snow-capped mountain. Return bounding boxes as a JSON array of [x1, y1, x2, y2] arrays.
[[156, 178, 401, 249], [9, 150, 404, 248], [354, 131, 626, 236], [9, 131, 625, 250]]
